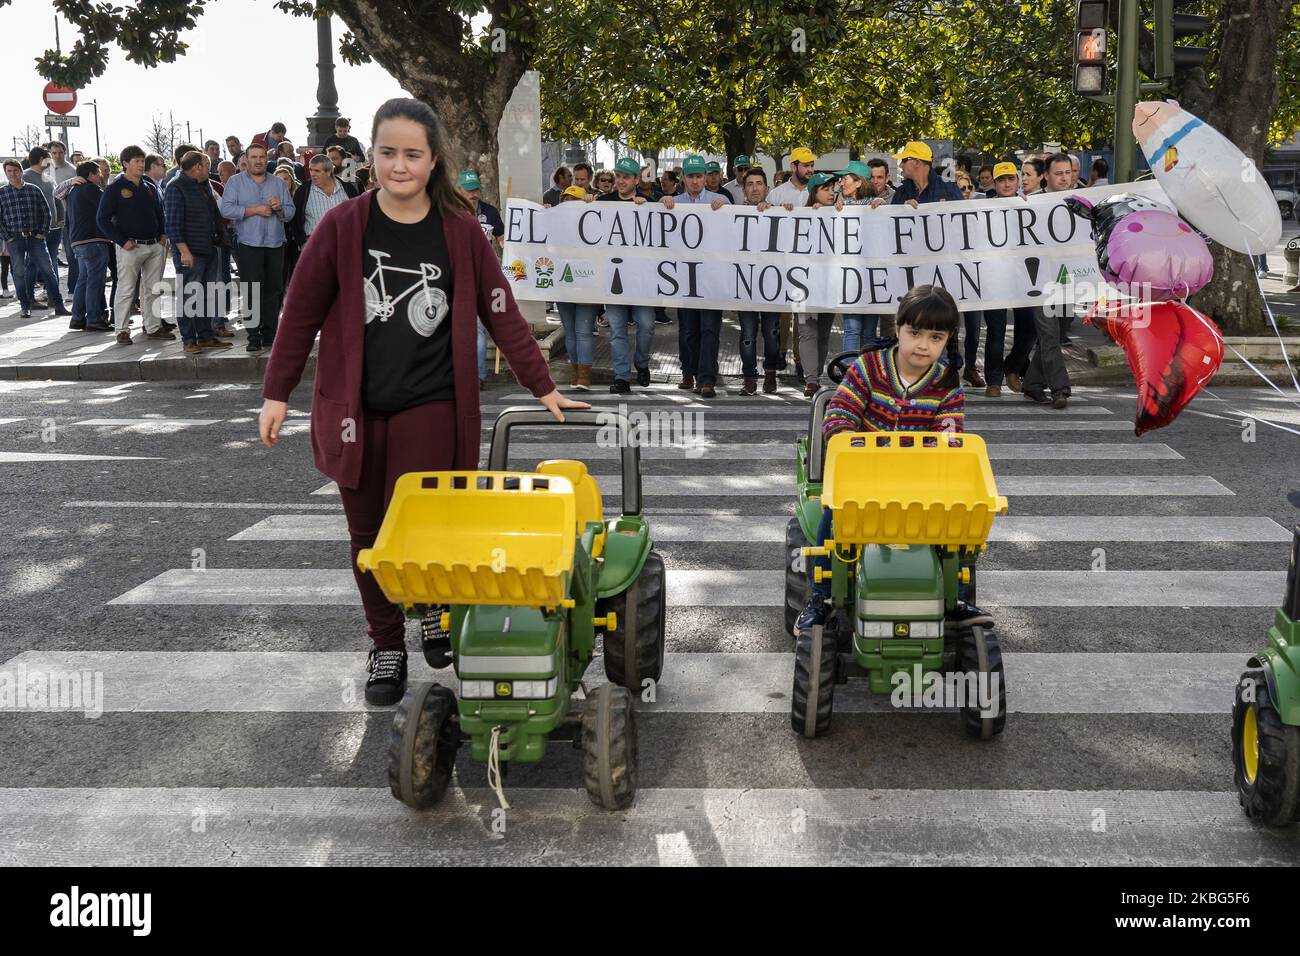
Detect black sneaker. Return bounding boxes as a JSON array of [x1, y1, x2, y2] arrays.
[[365, 648, 408, 705], [610, 379, 631, 394], [1050, 392, 1070, 410], [246, 339, 263, 353], [795, 592, 827, 632], [635, 367, 651, 387], [420, 608, 452, 669], [68, 321, 86, 331]]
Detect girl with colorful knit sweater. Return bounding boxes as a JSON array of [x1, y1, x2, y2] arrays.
[[796, 285, 967, 632]]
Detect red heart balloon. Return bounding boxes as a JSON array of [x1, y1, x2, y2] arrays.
[[1086, 299, 1224, 436]]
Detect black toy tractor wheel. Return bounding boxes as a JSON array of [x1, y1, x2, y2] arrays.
[[600, 550, 666, 690], [581, 684, 638, 810], [957, 625, 1007, 740], [1233, 668, 1300, 826], [785, 517, 810, 638], [792, 625, 836, 738], [388, 682, 460, 809]]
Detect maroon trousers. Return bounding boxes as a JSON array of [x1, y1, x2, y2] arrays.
[[338, 400, 457, 650]]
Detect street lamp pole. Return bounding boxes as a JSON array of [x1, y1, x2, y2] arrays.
[[306, 15, 341, 149], [90, 100, 101, 156]]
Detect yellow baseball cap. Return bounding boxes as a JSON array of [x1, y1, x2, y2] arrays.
[[893, 141, 933, 163], [993, 161, 1018, 179], [790, 147, 817, 164], [561, 185, 588, 200]]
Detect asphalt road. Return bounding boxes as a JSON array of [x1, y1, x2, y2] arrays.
[[0, 377, 1298, 865]]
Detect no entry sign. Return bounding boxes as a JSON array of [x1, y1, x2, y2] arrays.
[[42, 83, 77, 114]]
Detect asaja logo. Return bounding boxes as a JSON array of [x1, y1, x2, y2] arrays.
[[561, 264, 574, 283], [534, 257, 555, 289], [508, 260, 527, 282]]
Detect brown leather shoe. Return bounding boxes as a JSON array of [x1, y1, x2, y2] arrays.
[[741, 377, 758, 395], [763, 370, 778, 393], [568, 363, 580, 388], [985, 384, 1002, 398], [1005, 372, 1023, 393], [196, 338, 234, 350], [576, 364, 592, 390], [677, 375, 695, 390], [115, 331, 132, 346], [183, 342, 203, 354], [146, 328, 176, 340], [699, 383, 716, 399], [962, 366, 986, 388], [804, 380, 820, 397]]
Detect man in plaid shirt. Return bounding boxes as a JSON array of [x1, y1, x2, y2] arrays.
[[0, 159, 68, 318]]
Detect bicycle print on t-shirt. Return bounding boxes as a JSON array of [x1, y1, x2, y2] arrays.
[[363, 248, 450, 337]]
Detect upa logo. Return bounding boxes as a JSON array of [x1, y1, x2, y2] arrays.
[[50, 886, 152, 936], [533, 256, 555, 289]]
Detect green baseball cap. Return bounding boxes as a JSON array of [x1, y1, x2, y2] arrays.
[[705, 161, 722, 174], [806, 172, 837, 192], [833, 160, 872, 179], [457, 169, 481, 190], [613, 157, 641, 175], [681, 154, 708, 175], [734, 154, 752, 168]]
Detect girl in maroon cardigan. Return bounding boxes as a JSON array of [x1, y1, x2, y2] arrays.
[[259, 98, 589, 705]]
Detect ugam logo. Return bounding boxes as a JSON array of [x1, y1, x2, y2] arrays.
[[508, 260, 528, 282]]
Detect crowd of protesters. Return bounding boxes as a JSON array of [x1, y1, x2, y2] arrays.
[[538, 143, 1102, 407], [2, 117, 1107, 408]]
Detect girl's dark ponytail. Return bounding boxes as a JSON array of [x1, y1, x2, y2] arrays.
[[936, 335, 962, 391]]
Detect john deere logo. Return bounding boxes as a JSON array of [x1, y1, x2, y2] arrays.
[[495, 681, 512, 697], [893, 622, 910, 637], [534, 257, 555, 289]]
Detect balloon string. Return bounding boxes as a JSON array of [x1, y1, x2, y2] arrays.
[[1189, 390, 1300, 438], [1240, 222, 1300, 402]]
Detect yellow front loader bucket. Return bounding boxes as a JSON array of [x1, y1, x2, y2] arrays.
[[822, 432, 1008, 548], [356, 471, 577, 608]]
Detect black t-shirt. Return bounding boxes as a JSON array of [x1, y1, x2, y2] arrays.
[[596, 191, 639, 202], [361, 192, 455, 413]]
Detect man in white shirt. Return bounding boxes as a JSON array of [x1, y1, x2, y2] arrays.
[[766, 146, 816, 208]]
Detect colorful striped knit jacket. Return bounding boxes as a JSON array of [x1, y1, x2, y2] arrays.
[[823, 346, 965, 438]]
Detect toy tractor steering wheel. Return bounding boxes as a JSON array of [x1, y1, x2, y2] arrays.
[[826, 350, 860, 385]]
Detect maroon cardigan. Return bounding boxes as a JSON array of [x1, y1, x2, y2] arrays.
[[262, 193, 556, 491]]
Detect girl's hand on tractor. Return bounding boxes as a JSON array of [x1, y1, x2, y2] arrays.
[[259, 399, 288, 447], [538, 389, 591, 423]]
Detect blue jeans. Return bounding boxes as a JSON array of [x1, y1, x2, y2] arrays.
[[44, 228, 62, 288], [59, 228, 78, 301], [811, 507, 834, 598], [558, 302, 598, 365], [677, 308, 722, 385], [172, 248, 220, 344], [1005, 307, 1038, 377], [605, 303, 656, 381], [737, 311, 781, 378], [975, 310, 1009, 385], [72, 243, 110, 327], [841, 314, 878, 356], [10, 236, 65, 312]]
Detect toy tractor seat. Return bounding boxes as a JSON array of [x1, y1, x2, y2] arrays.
[[822, 431, 1008, 549], [356, 470, 580, 609], [536, 459, 606, 558]]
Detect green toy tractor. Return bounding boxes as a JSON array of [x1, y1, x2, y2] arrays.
[[1231, 525, 1300, 826], [788, 354, 1008, 740], [357, 408, 666, 811]]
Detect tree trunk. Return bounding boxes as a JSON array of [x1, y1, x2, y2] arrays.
[[331, 2, 528, 209], [1184, 0, 1288, 334], [722, 118, 758, 169]]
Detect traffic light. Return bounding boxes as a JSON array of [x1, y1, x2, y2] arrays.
[[1153, 0, 1210, 79], [1073, 1, 1109, 95]]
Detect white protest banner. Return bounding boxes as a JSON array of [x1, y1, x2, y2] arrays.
[[502, 180, 1170, 314]]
